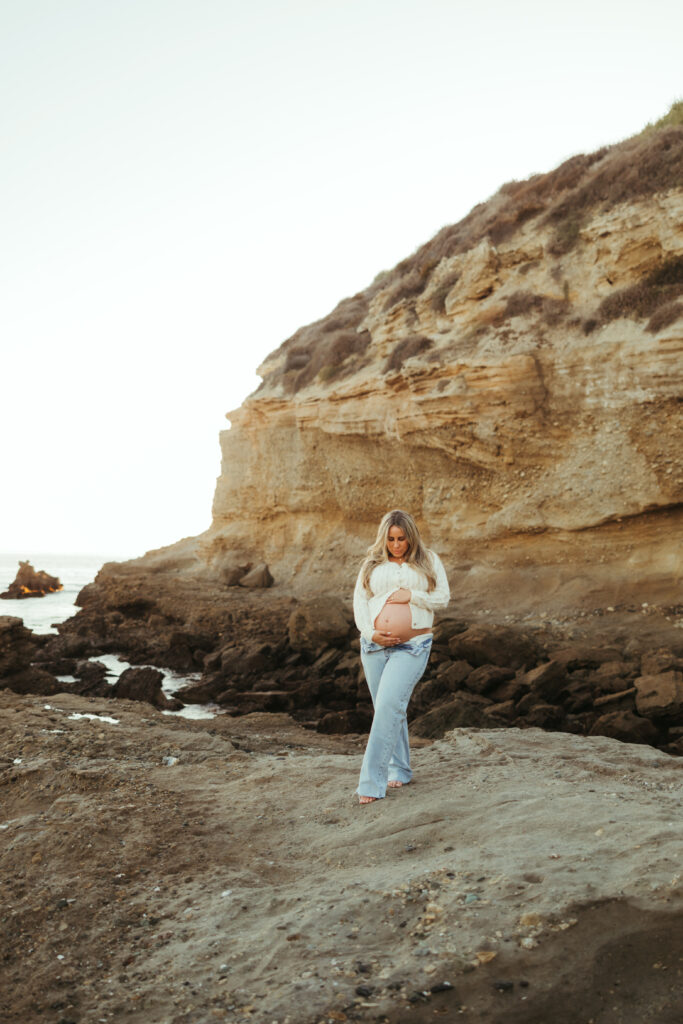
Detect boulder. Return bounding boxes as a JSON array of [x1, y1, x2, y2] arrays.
[[640, 649, 683, 676], [289, 677, 337, 708], [592, 660, 638, 681], [563, 680, 594, 713], [333, 652, 361, 678], [317, 708, 373, 734], [416, 665, 474, 707], [111, 667, 182, 710], [523, 660, 567, 702], [1, 666, 63, 696], [634, 671, 683, 722], [288, 598, 352, 654], [550, 645, 623, 671], [465, 664, 515, 695], [522, 703, 565, 730], [589, 710, 660, 745], [0, 616, 38, 677], [202, 649, 223, 672], [36, 657, 77, 676], [220, 641, 279, 678], [227, 690, 292, 713], [593, 687, 637, 709], [515, 691, 536, 715], [489, 674, 529, 703], [164, 630, 216, 673], [215, 687, 240, 705], [52, 634, 95, 659], [434, 660, 473, 687], [221, 563, 252, 586], [311, 648, 343, 673], [448, 625, 539, 670], [588, 664, 639, 694], [411, 692, 493, 738], [72, 660, 112, 697], [238, 564, 274, 588], [432, 617, 469, 644], [174, 678, 224, 704], [74, 660, 108, 687], [483, 699, 516, 721]]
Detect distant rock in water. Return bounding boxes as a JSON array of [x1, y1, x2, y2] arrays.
[[1, 560, 63, 599]]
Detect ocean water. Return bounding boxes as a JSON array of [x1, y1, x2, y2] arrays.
[[0, 552, 118, 634], [0, 551, 214, 719]]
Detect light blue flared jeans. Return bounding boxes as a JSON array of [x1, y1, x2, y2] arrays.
[[356, 634, 433, 799]]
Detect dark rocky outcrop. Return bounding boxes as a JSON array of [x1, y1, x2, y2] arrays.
[[1, 561, 62, 599], [0, 616, 60, 695], [0, 616, 40, 676], [111, 667, 182, 711], [634, 671, 683, 722], [12, 555, 680, 756]]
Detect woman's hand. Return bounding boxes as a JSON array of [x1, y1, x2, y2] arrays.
[[371, 630, 400, 647], [386, 588, 411, 604]]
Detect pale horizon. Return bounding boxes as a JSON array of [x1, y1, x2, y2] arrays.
[[2, 0, 681, 559]]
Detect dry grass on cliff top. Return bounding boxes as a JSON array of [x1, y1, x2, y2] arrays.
[[2, 690, 683, 1024], [261, 104, 683, 396]]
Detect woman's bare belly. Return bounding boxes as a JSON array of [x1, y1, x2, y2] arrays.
[[374, 601, 431, 643]]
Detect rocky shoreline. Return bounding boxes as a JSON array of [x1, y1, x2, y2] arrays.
[[2, 556, 682, 758]]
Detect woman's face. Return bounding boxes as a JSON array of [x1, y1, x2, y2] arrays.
[[387, 525, 409, 560]]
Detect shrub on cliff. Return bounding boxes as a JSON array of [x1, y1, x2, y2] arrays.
[[263, 293, 374, 393], [640, 98, 683, 135], [583, 255, 683, 333], [383, 334, 433, 372], [546, 127, 683, 255], [489, 289, 570, 329]]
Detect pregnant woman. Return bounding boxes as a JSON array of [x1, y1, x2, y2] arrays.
[[353, 509, 450, 804]]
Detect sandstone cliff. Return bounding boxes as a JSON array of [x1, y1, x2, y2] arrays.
[[175, 118, 681, 619]]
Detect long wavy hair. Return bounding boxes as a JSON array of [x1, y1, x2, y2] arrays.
[[360, 509, 437, 595]]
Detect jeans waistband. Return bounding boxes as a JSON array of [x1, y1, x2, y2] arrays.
[[361, 634, 433, 655]]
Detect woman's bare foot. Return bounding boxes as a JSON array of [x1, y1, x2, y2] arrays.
[[387, 780, 404, 788], [358, 795, 378, 804]]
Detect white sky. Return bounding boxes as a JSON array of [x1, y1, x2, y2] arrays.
[[2, 0, 681, 558]]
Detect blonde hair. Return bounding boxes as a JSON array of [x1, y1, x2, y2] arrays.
[[360, 509, 437, 595]]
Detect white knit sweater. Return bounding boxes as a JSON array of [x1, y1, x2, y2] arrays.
[[353, 550, 450, 642]]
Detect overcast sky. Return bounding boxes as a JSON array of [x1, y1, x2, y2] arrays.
[[2, 0, 681, 558]]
